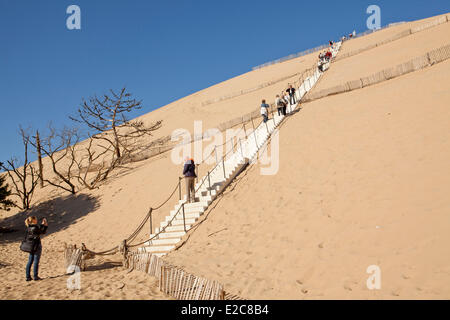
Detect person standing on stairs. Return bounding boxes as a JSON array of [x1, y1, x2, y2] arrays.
[[260, 99, 270, 123], [286, 84, 297, 105], [183, 157, 197, 203], [275, 95, 284, 116], [282, 93, 289, 115]]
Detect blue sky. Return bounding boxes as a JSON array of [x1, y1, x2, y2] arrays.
[[0, 0, 449, 163]]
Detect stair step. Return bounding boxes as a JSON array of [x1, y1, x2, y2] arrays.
[[152, 252, 167, 258], [140, 245, 175, 253], [150, 231, 186, 239], [157, 225, 192, 233], [171, 206, 206, 216], [160, 217, 196, 228], [167, 211, 201, 222], [174, 202, 209, 211], [137, 43, 341, 256], [146, 238, 180, 246], [200, 189, 218, 197], [171, 218, 196, 226]]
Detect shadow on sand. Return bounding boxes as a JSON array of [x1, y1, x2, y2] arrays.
[[85, 261, 122, 272], [0, 193, 100, 244]]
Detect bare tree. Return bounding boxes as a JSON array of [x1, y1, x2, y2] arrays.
[[0, 128, 40, 210], [32, 125, 79, 194], [0, 169, 15, 211], [72, 137, 119, 189], [35, 130, 44, 188], [70, 87, 162, 161]]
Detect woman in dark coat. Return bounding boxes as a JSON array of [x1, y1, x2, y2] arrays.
[[24, 216, 48, 281]]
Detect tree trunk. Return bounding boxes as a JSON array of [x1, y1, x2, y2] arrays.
[[36, 131, 44, 188]]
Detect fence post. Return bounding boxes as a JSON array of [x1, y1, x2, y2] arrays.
[[243, 123, 247, 139], [149, 210, 153, 237], [207, 171, 212, 196], [251, 117, 258, 148], [214, 145, 218, 165], [222, 157, 226, 179], [251, 117, 256, 132], [35, 131, 44, 188], [182, 203, 186, 233], [239, 138, 244, 158], [178, 177, 182, 201], [271, 106, 276, 126]]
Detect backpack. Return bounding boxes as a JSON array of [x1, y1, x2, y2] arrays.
[[20, 229, 37, 253]]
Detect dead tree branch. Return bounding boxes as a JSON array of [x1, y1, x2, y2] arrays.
[[0, 128, 40, 210], [69, 87, 162, 162]]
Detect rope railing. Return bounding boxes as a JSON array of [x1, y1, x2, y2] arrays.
[[135, 42, 338, 252], [64, 42, 337, 304], [252, 43, 330, 70], [79, 114, 267, 257], [251, 19, 409, 71], [79, 105, 278, 259], [119, 53, 334, 300], [67, 40, 335, 274]]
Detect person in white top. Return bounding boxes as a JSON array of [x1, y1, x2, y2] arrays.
[[283, 94, 290, 113]]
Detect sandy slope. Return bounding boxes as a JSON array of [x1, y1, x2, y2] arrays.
[[338, 13, 449, 57], [165, 58, 450, 299], [135, 53, 317, 142], [314, 17, 450, 91], [0, 31, 317, 300], [0, 241, 168, 300]]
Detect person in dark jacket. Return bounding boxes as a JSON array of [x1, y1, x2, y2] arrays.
[[286, 85, 297, 105], [24, 216, 48, 281], [183, 157, 197, 203]]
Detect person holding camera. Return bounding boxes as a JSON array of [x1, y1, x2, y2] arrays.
[[24, 216, 48, 281]]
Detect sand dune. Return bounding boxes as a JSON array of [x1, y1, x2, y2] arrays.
[[315, 17, 450, 91], [1, 12, 449, 300], [0, 31, 318, 300], [166, 58, 450, 299], [338, 13, 448, 57]]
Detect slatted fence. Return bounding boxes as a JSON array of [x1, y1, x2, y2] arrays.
[[126, 251, 227, 300], [303, 43, 450, 103]]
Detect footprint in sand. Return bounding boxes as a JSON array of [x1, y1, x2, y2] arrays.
[[391, 290, 401, 297]]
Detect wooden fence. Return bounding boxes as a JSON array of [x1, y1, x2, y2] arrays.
[[64, 245, 84, 272], [334, 16, 449, 63], [303, 43, 450, 103], [200, 70, 304, 107], [127, 15, 449, 165], [126, 251, 227, 300]]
